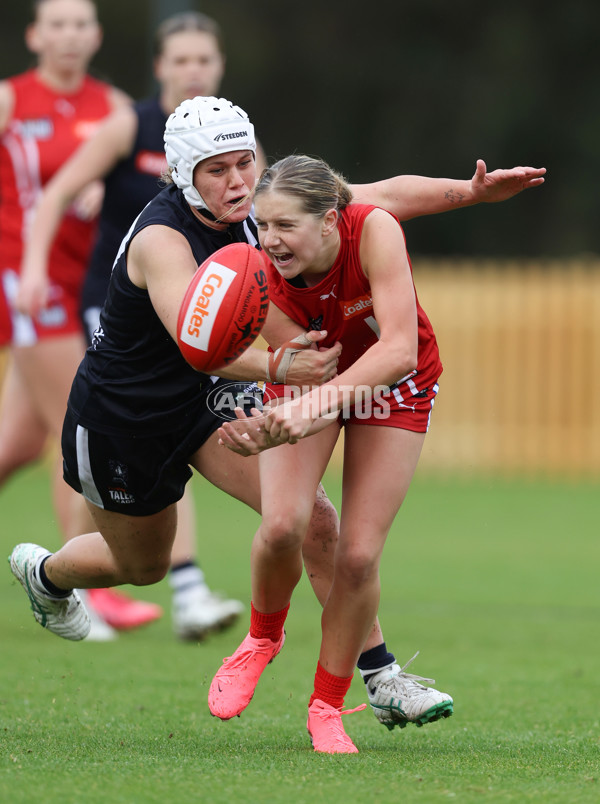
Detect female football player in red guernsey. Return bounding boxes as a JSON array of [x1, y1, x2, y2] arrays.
[[0, 0, 130, 586], [210, 153, 543, 753]]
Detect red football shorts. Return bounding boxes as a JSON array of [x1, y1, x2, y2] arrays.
[[263, 379, 440, 434], [1, 268, 83, 346]]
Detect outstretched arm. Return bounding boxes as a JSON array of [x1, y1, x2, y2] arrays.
[[350, 159, 546, 221]]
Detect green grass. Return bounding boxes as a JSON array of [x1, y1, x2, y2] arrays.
[[1, 464, 598, 803]]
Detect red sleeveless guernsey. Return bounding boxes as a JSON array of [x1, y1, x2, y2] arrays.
[[0, 70, 113, 343]]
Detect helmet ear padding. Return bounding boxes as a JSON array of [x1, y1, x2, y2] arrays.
[[164, 96, 256, 210]]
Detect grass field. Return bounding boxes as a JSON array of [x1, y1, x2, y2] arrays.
[[1, 462, 598, 803]]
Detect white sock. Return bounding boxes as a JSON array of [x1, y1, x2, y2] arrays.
[[169, 563, 208, 601]]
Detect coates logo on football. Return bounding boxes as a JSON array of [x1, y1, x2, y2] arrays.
[[341, 294, 373, 319], [179, 261, 236, 353]]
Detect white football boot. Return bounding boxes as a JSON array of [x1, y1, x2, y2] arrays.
[[362, 652, 454, 730], [173, 584, 244, 641], [9, 543, 91, 641]]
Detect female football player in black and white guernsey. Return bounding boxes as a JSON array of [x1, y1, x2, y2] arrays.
[[14, 11, 267, 641], [9, 95, 545, 735]]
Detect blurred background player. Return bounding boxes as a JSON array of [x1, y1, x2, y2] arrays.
[[0, 0, 135, 639]]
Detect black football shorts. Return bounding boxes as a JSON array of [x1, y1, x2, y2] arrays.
[[62, 379, 263, 516]]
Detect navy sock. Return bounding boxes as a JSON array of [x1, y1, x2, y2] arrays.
[[170, 560, 197, 574], [38, 556, 71, 598], [357, 642, 396, 680]]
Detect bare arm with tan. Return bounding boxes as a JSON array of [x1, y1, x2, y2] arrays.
[[16, 105, 139, 316], [0, 81, 15, 133], [350, 159, 546, 221]]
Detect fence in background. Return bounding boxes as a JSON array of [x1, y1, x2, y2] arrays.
[[413, 259, 600, 479], [1, 261, 597, 480]]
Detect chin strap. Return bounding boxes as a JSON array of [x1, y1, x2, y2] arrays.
[[197, 206, 218, 221], [266, 332, 314, 383]]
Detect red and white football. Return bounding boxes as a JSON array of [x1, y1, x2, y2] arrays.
[[177, 243, 269, 372]]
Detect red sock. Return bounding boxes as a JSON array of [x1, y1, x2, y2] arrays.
[[309, 661, 353, 710], [249, 601, 289, 641]]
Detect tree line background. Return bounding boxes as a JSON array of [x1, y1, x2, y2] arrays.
[[1, 0, 598, 259]]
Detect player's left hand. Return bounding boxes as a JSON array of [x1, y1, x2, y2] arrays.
[[217, 407, 279, 456], [218, 398, 340, 454], [471, 159, 546, 203], [262, 397, 340, 444]]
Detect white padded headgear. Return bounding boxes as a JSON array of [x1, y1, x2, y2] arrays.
[[164, 96, 256, 210]]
